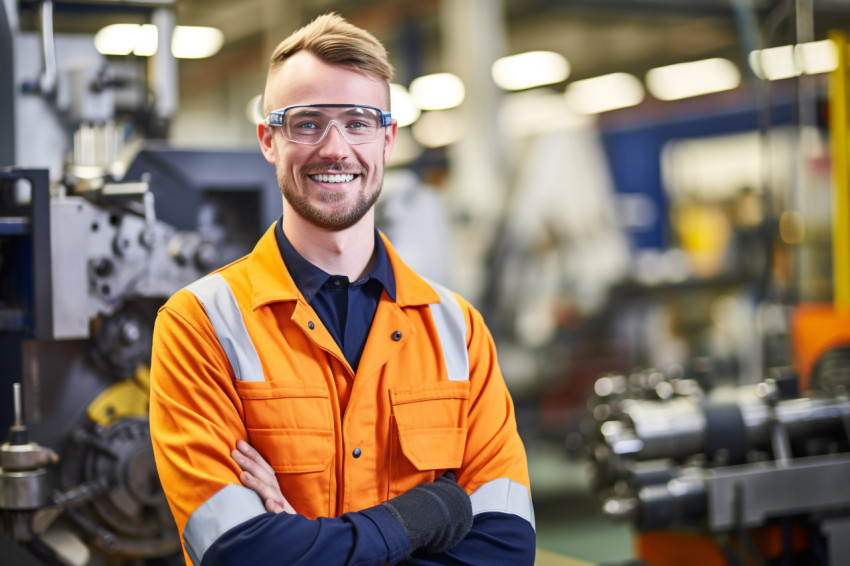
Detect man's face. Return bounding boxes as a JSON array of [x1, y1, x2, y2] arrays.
[[258, 51, 397, 232]]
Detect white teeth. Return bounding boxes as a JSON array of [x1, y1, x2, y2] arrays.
[[311, 173, 355, 183]]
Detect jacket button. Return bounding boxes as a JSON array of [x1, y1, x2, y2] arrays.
[[391, 331, 402, 341], [308, 321, 315, 330], [352, 448, 362, 458]]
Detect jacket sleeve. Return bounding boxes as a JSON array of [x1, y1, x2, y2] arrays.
[[398, 512, 536, 566], [424, 301, 537, 565], [149, 295, 411, 566]]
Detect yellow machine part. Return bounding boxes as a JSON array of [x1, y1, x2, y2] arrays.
[[830, 30, 850, 311], [87, 366, 151, 427]]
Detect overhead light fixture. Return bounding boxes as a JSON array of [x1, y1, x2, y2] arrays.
[[410, 109, 464, 148], [389, 83, 420, 127], [491, 50, 570, 91], [501, 90, 593, 136], [134, 24, 158, 56], [646, 58, 741, 100], [564, 72, 644, 114], [748, 45, 798, 80], [748, 40, 838, 80], [246, 93, 264, 124], [94, 23, 145, 56], [409, 73, 466, 111], [797, 39, 839, 74], [172, 26, 225, 59], [94, 24, 224, 59]]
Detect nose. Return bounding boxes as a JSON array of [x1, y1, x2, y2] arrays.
[[317, 121, 352, 158]]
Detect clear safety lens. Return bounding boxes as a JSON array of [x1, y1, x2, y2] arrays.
[[268, 104, 390, 145]]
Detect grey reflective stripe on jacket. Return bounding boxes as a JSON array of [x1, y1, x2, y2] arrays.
[[184, 484, 267, 565], [185, 273, 265, 382], [185, 273, 469, 382], [470, 478, 536, 530], [425, 279, 470, 382]]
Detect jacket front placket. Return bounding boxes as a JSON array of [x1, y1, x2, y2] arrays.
[[339, 296, 415, 513]]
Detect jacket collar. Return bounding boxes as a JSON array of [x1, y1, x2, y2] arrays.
[[247, 221, 440, 311], [274, 218, 396, 303]]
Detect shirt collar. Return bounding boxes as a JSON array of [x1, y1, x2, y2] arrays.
[[274, 217, 396, 303]]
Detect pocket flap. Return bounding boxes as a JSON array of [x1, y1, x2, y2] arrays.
[[397, 427, 465, 470], [390, 382, 469, 471]]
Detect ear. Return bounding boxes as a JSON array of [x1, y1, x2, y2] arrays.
[[383, 122, 398, 164], [258, 122, 276, 165]]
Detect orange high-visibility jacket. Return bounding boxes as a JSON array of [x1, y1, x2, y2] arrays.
[[149, 224, 533, 563]]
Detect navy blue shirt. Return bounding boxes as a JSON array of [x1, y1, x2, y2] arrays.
[[275, 218, 395, 373]]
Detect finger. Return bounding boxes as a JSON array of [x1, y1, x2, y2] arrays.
[[239, 471, 294, 515], [240, 471, 285, 509], [231, 449, 277, 486], [236, 440, 277, 476]]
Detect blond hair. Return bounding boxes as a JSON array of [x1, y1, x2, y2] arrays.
[[269, 13, 393, 81]]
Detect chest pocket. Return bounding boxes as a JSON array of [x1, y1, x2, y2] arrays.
[[388, 382, 470, 497], [235, 381, 334, 473]]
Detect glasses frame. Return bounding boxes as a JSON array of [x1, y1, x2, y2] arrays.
[[265, 103, 393, 145]]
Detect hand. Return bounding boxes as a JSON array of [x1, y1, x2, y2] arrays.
[[231, 440, 296, 514]]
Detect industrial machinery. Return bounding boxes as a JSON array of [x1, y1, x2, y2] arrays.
[[585, 356, 850, 565], [579, 1, 850, 562], [0, 163, 219, 564], [0, 1, 280, 564]]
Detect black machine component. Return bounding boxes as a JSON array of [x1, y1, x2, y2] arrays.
[[584, 358, 850, 564], [61, 418, 178, 558]]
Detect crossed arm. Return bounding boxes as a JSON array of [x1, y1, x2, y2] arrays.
[[230, 441, 536, 566]]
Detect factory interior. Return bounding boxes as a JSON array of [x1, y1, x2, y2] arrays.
[[4, 0, 850, 564]]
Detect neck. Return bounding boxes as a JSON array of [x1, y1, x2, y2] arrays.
[[282, 208, 377, 280]]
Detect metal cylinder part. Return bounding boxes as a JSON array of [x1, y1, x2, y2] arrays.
[[0, 468, 49, 509]]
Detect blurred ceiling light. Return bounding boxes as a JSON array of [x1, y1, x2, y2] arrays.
[[748, 45, 798, 80], [387, 128, 424, 167], [94, 23, 142, 55], [749, 40, 838, 80], [797, 40, 839, 74], [646, 58, 741, 100], [501, 90, 593, 136], [94, 23, 224, 59], [246, 93, 264, 124], [410, 109, 464, 148], [491, 50, 570, 91], [409, 73, 465, 111], [172, 26, 225, 59], [389, 83, 420, 127], [134, 24, 158, 56], [564, 72, 644, 114]]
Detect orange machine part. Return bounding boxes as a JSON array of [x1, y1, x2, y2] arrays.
[[636, 531, 729, 566], [637, 525, 809, 566], [791, 304, 850, 391]]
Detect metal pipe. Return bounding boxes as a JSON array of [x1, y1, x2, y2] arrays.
[[37, 0, 57, 96]]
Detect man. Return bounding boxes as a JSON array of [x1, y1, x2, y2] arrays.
[[149, 13, 535, 566]]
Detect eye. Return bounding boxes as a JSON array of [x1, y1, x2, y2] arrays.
[[293, 120, 321, 130]]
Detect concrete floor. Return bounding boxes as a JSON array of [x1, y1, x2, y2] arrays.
[[528, 439, 636, 565]]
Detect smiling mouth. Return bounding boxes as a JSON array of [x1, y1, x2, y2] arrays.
[[309, 173, 356, 183]]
